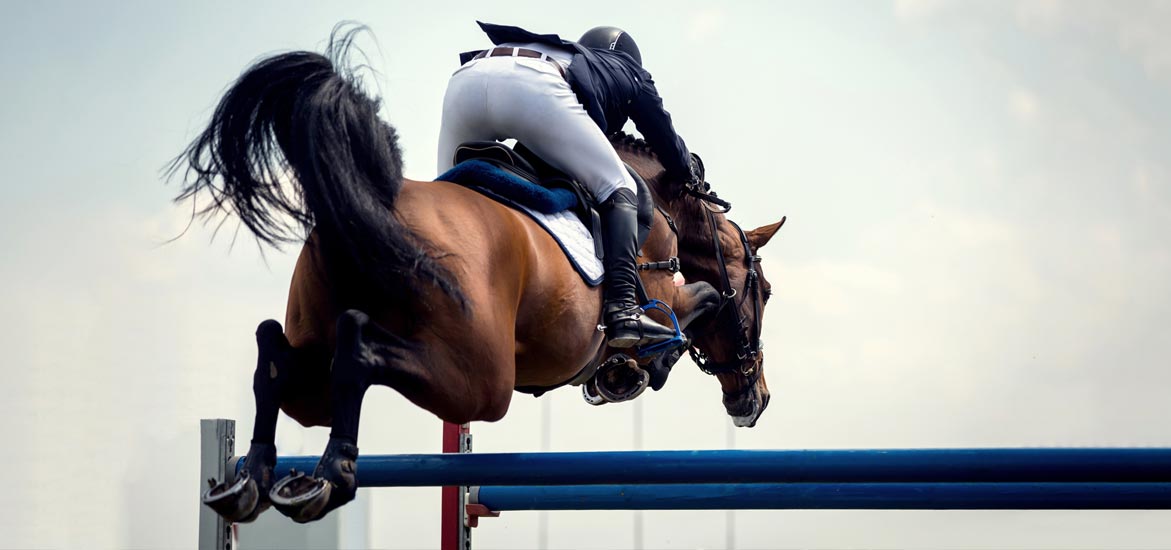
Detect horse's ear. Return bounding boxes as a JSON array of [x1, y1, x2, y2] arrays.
[[746, 217, 786, 251]]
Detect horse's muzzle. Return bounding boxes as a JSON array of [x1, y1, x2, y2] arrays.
[[725, 382, 769, 428]]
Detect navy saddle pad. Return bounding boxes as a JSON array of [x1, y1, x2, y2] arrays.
[[437, 160, 579, 214]]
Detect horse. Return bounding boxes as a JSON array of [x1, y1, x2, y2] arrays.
[[173, 32, 784, 525]]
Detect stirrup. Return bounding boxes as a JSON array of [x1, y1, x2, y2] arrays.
[[606, 308, 672, 349], [634, 300, 685, 358]]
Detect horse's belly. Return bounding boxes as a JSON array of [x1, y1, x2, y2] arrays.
[[514, 336, 603, 388], [512, 228, 605, 388]]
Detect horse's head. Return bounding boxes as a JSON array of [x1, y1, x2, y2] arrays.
[[610, 133, 784, 427], [683, 211, 784, 428]]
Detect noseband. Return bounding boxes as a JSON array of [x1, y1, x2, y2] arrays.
[[682, 181, 767, 391]]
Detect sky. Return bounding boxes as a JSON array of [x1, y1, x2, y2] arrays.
[[1, 1, 1170, 548]]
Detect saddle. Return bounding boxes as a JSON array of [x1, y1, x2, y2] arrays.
[[443, 141, 684, 404], [449, 141, 655, 254]]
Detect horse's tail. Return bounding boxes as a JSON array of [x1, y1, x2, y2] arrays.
[[170, 27, 464, 309]]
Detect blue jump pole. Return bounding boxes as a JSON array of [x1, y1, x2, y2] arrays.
[[245, 448, 1171, 487], [470, 482, 1171, 511]]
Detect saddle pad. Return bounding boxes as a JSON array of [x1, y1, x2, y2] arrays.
[[437, 161, 603, 286], [438, 159, 578, 214]]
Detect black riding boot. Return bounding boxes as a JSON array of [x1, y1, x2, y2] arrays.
[[599, 189, 676, 348]]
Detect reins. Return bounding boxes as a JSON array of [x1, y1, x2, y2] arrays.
[[683, 180, 732, 212], [682, 183, 768, 391], [612, 139, 767, 393]]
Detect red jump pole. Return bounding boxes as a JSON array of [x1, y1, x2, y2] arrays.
[[441, 422, 471, 550]]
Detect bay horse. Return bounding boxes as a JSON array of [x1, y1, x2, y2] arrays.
[[174, 32, 783, 524]]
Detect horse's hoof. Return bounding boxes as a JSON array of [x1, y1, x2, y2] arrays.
[[595, 357, 650, 403], [269, 470, 332, 524], [202, 470, 267, 523], [646, 339, 686, 392], [582, 379, 608, 406], [269, 438, 360, 523]]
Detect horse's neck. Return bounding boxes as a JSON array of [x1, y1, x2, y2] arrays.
[[617, 147, 708, 243], [620, 152, 667, 202], [666, 197, 711, 241], [632, 172, 704, 249], [617, 154, 688, 239], [640, 179, 730, 277]]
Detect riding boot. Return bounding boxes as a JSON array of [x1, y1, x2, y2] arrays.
[[599, 188, 676, 348]]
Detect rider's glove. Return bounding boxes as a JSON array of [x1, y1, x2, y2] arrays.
[[685, 153, 706, 190]]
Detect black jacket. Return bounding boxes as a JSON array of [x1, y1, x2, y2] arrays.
[[458, 21, 694, 181]]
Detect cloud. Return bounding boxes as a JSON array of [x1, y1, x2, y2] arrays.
[[892, 1, 1171, 83], [687, 8, 726, 42], [892, 0, 950, 22], [1013, 0, 1064, 30], [0, 201, 295, 547], [1111, 6, 1171, 82], [772, 259, 903, 318], [1019, 2, 1171, 82], [1008, 87, 1041, 123]]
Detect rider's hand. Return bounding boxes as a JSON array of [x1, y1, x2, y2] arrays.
[[687, 152, 706, 184], [685, 155, 705, 190]]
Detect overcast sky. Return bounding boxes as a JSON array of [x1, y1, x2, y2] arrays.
[[2, 1, 1170, 548]]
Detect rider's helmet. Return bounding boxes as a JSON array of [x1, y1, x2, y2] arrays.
[[579, 26, 642, 66]]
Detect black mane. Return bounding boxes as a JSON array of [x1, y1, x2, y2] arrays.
[[608, 133, 730, 254], [608, 131, 657, 159]]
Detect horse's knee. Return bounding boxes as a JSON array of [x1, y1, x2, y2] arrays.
[[678, 281, 722, 327]]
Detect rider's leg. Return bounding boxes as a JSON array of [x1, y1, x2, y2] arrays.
[[487, 61, 634, 203], [596, 188, 676, 347], [483, 59, 674, 347], [436, 61, 502, 175]]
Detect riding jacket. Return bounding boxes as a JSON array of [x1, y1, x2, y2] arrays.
[[459, 21, 695, 182]]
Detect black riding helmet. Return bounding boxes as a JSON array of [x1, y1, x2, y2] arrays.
[[579, 26, 642, 66]]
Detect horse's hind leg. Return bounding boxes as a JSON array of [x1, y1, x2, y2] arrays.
[[269, 309, 408, 523], [202, 319, 293, 522]]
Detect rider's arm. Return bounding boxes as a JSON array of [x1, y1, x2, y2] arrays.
[[627, 74, 696, 182]]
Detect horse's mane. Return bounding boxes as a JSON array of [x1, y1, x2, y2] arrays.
[[608, 132, 668, 188], [608, 133, 727, 252], [608, 131, 655, 157], [608, 132, 662, 168]]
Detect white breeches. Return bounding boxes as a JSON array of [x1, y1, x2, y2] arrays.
[[436, 56, 637, 203]]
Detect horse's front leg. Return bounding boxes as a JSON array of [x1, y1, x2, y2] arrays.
[[643, 281, 721, 390], [674, 280, 722, 328]]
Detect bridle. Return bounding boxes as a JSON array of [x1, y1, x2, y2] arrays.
[[681, 180, 769, 392]]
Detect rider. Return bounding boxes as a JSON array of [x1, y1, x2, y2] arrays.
[[437, 21, 702, 349]]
